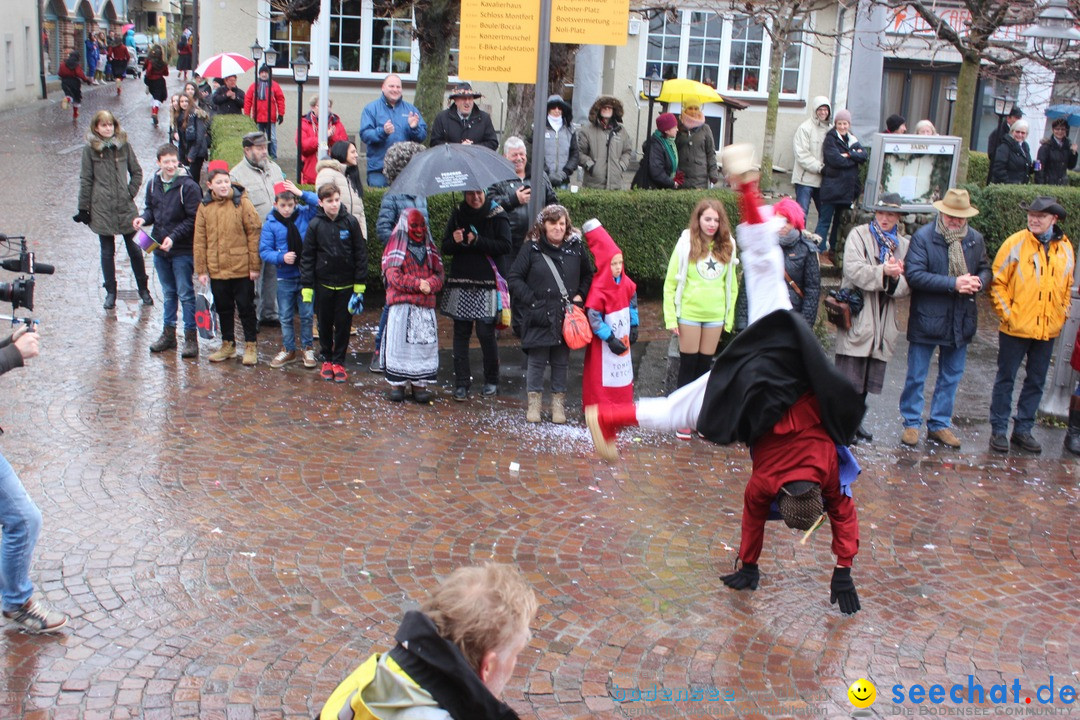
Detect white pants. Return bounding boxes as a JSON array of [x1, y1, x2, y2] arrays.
[[637, 218, 791, 432]]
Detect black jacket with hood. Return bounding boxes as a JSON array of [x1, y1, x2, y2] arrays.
[[300, 207, 368, 290]]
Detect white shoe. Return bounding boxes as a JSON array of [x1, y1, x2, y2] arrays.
[[302, 347, 317, 368]]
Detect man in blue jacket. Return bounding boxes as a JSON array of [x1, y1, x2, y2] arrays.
[[134, 144, 203, 359], [898, 189, 991, 449], [359, 74, 427, 188]]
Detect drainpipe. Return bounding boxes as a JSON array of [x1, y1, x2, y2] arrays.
[[830, 3, 848, 109], [37, 0, 47, 98]]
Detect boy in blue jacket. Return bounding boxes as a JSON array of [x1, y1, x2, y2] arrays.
[[260, 180, 320, 368]]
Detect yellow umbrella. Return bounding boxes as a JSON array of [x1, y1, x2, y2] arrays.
[[657, 78, 724, 105]]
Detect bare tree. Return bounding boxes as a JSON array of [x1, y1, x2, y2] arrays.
[[503, 44, 580, 144], [867, 0, 1055, 183], [711, 1, 854, 190]]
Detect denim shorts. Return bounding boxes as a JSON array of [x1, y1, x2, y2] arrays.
[[678, 319, 725, 329]]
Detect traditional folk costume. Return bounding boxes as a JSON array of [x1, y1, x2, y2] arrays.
[[586, 147, 865, 613]]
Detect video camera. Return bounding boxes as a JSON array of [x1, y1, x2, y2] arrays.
[[0, 234, 55, 326]]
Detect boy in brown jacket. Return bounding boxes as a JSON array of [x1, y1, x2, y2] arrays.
[[194, 160, 263, 365]]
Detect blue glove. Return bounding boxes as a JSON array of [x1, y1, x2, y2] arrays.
[[348, 292, 364, 315]]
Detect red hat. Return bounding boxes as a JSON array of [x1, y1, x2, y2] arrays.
[[655, 112, 678, 133], [273, 181, 289, 197], [582, 218, 623, 270], [772, 197, 805, 231], [206, 159, 229, 175]]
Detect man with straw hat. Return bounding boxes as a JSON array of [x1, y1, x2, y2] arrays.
[[898, 189, 991, 449]]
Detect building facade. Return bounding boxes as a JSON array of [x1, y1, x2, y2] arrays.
[[0, 0, 43, 111]]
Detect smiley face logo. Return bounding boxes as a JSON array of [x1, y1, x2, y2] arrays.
[[847, 678, 876, 708]]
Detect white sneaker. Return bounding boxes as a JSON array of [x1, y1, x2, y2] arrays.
[[302, 347, 317, 368]]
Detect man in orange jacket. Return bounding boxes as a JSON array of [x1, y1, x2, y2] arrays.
[[988, 196, 1074, 454]]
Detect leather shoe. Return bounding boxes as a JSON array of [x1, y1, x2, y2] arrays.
[[989, 433, 1009, 453], [139, 289, 154, 306], [103, 292, 116, 309], [927, 427, 961, 448], [900, 427, 919, 447], [854, 424, 873, 441], [388, 386, 406, 402], [481, 383, 498, 397], [1010, 432, 1042, 454], [413, 387, 433, 404], [453, 386, 468, 402]]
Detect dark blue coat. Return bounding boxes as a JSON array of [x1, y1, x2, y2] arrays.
[[819, 129, 867, 205], [259, 190, 319, 280], [140, 168, 202, 256], [905, 221, 991, 348]]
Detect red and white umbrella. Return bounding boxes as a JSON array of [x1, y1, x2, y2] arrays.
[[194, 52, 256, 79]]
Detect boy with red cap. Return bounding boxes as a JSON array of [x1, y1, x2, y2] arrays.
[[581, 219, 638, 407], [586, 145, 865, 614], [260, 180, 321, 369]]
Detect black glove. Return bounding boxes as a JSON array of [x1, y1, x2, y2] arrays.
[[829, 566, 861, 614], [277, 115, 284, 125], [606, 335, 628, 355], [720, 562, 759, 590], [629, 326, 639, 345], [73, 209, 92, 225]]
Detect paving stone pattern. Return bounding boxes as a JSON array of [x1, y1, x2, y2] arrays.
[[0, 80, 1076, 720]]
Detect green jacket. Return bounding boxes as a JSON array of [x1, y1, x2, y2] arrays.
[[78, 129, 142, 237], [663, 228, 738, 329]]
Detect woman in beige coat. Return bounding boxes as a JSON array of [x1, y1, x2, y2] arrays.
[[834, 193, 910, 442], [315, 141, 367, 237]]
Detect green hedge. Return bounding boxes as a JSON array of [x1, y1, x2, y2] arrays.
[[209, 114, 257, 170], [968, 184, 1080, 258], [966, 152, 989, 187]]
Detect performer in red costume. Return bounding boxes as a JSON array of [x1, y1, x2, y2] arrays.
[[581, 219, 639, 407], [586, 145, 865, 614]]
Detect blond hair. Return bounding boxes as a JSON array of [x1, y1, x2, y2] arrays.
[[421, 563, 538, 673], [688, 198, 733, 264]]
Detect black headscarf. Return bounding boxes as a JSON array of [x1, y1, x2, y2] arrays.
[[330, 141, 364, 199]]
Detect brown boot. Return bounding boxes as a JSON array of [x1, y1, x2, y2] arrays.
[[242, 342, 258, 366], [551, 393, 567, 424], [208, 340, 236, 363], [526, 392, 542, 423], [181, 330, 198, 359], [149, 327, 177, 353]]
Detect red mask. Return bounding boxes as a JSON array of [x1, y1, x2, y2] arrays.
[[407, 209, 426, 243]]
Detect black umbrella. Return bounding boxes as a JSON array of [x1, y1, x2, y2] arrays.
[[388, 143, 518, 196]]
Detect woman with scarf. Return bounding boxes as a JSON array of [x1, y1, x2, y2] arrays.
[[771, 197, 820, 328], [382, 210, 445, 403], [631, 113, 681, 189], [298, 95, 350, 184], [176, 93, 210, 186], [834, 193, 910, 443], [817, 109, 867, 258], [441, 190, 512, 401], [675, 105, 719, 189], [507, 204, 594, 424], [143, 45, 170, 127], [315, 141, 366, 230]]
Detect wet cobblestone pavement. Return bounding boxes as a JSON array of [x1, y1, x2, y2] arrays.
[[0, 80, 1077, 720]]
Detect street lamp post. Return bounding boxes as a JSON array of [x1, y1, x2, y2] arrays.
[[291, 52, 309, 182], [250, 39, 263, 139], [945, 80, 957, 134], [640, 71, 664, 138], [1022, 0, 1080, 60], [263, 45, 279, 157]]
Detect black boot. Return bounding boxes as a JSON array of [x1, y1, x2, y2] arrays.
[[1065, 395, 1080, 456], [149, 327, 177, 353], [181, 329, 198, 359], [103, 292, 116, 310]]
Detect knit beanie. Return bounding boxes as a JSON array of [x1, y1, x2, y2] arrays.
[[834, 109, 852, 124], [656, 112, 678, 133]]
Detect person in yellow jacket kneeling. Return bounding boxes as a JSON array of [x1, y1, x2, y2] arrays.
[[317, 563, 537, 720]]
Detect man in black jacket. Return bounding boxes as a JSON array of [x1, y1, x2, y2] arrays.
[[135, 144, 203, 358], [430, 82, 498, 150], [211, 75, 244, 115]]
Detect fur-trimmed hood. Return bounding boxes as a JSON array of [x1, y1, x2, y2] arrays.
[[588, 95, 625, 126], [315, 158, 344, 174], [86, 128, 129, 153]]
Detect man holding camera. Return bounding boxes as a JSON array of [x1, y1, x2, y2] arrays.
[[0, 326, 68, 633]]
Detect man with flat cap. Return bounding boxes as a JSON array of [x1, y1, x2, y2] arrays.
[[430, 82, 498, 150], [230, 131, 284, 326], [987, 196, 1074, 454]]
